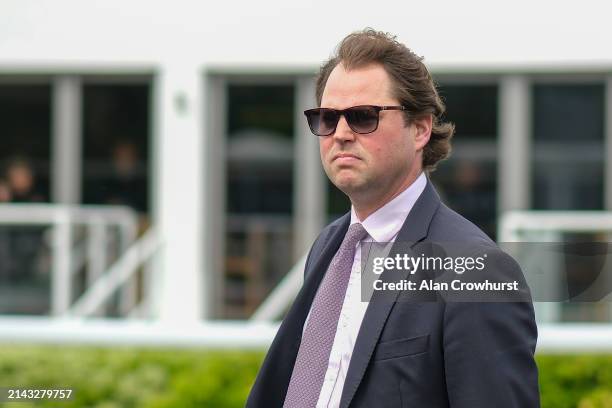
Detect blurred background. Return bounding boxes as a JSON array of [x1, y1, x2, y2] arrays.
[[0, 0, 611, 406]]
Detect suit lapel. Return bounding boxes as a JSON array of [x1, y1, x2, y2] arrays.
[[339, 179, 441, 408], [250, 214, 350, 407]]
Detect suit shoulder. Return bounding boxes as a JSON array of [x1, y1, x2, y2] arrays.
[[428, 203, 495, 247]]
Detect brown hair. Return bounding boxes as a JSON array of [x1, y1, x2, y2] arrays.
[[315, 28, 454, 172]]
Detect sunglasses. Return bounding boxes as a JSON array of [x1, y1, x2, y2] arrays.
[[303, 105, 407, 136]]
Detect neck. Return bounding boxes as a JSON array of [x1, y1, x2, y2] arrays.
[[352, 167, 423, 221]]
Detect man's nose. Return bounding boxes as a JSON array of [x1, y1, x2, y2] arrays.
[[333, 115, 356, 143]]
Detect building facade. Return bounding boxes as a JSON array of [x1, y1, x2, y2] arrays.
[[1, 0, 611, 322]]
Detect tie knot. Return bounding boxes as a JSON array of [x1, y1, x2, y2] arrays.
[[344, 223, 368, 247]]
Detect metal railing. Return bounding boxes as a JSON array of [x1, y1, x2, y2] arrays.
[[0, 317, 609, 353], [499, 211, 612, 242], [67, 227, 161, 317], [0, 203, 144, 316], [499, 210, 612, 324], [2, 206, 611, 352], [250, 255, 305, 321]]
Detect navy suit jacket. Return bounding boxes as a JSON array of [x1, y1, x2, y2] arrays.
[[247, 179, 540, 407]]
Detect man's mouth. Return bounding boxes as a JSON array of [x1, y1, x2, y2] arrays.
[[332, 153, 361, 163]]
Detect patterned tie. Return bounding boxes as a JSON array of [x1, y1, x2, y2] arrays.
[[283, 223, 368, 408]]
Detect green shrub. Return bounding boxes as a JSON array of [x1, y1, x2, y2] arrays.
[[0, 345, 610, 407], [538, 355, 612, 408], [0, 345, 264, 408]]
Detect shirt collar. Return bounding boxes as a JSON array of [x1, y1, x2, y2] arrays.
[[350, 172, 427, 242]]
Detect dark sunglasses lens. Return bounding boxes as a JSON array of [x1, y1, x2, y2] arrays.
[[346, 106, 379, 133], [306, 109, 338, 136]]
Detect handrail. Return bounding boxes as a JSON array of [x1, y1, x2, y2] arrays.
[[0, 317, 609, 353], [250, 255, 305, 321], [67, 228, 162, 317], [498, 210, 612, 324], [499, 210, 612, 241], [0, 203, 139, 315], [0, 203, 137, 227]]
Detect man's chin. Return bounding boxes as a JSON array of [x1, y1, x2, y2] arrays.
[[332, 177, 367, 196]]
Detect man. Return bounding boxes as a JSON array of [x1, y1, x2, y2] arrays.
[[247, 29, 539, 407]]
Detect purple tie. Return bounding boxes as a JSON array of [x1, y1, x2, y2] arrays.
[[283, 223, 368, 408]]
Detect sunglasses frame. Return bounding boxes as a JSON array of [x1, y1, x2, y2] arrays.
[[303, 105, 407, 136]]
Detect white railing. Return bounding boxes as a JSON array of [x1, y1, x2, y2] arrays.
[[0, 317, 609, 353], [0, 204, 141, 316], [2, 207, 611, 353], [499, 211, 612, 242], [0, 316, 278, 349], [499, 210, 612, 326], [250, 255, 305, 321], [67, 227, 162, 317]]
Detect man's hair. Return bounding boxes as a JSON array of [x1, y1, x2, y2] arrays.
[[315, 28, 454, 172]]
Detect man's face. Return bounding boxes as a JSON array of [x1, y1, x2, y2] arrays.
[[8, 164, 34, 194], [319, 62, 425, 207]]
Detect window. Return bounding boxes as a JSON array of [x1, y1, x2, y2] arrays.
[[0, 81, 52, 314], [0, 83, 51, 203], [82, 82, 151, 213], [225, 83, 295, 318], [532, 84, 604, 210], [431, 84, 499, 239], [531, 83, 606, 322]]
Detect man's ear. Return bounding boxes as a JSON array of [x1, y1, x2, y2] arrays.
[[412, 114, 433, 151]]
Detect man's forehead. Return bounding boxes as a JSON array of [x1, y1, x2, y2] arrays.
[[321, 62, 395, 107]]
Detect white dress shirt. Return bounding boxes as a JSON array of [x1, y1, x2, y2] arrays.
[[303, 172, 427, 408]]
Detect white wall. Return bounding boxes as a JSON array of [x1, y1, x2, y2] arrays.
[[1, 0, 611, 70]]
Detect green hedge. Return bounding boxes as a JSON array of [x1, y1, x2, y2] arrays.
[[0, 345, 263, 408], [0, 345, 610, 407], [538, 355, 612, 408]]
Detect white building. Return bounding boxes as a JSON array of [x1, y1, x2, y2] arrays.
[[1, 0, 612, 327]]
